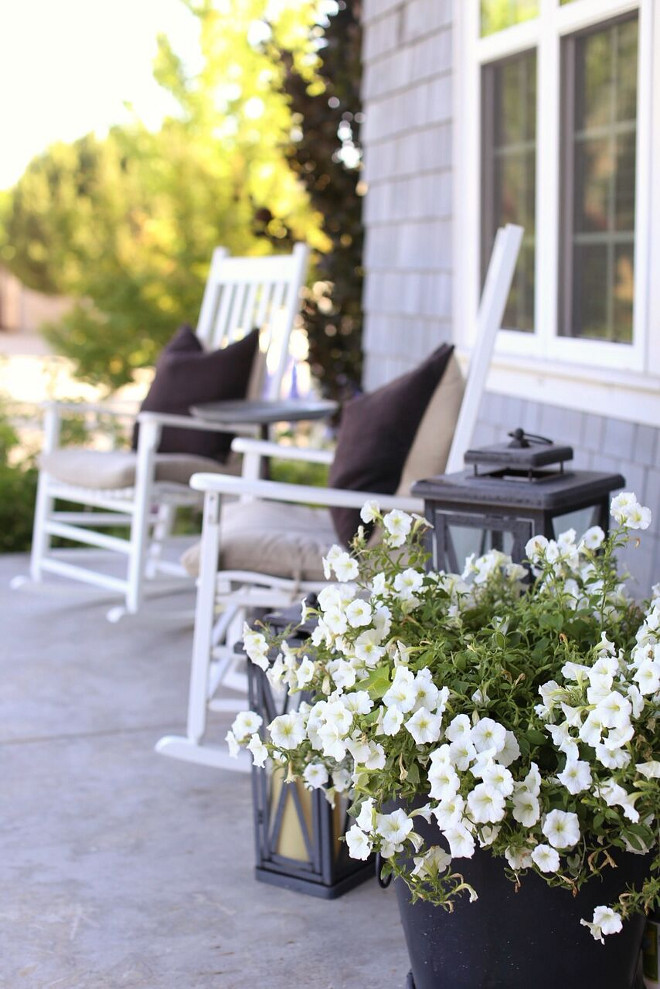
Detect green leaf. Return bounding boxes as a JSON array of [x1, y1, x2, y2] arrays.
[[360, 665, 391, 699]]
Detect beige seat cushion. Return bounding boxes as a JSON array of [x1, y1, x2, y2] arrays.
[[396, 351, 465, 495], [40, 448, 227, 490], [181, 500, 337, 582]]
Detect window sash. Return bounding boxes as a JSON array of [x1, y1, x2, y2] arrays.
[[559, 13, 638, 345]]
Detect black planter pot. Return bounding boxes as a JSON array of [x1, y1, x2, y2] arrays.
[[394, 843, 649, 989]]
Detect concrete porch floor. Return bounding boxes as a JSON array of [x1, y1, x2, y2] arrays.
[[1, 553, 409, 989]]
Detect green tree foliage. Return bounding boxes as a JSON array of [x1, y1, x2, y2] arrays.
[[0, 0, 329, 392], [0, 397, 37, 553], [283, 0, 364, 400]]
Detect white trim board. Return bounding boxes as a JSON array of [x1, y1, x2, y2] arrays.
[[480, 354, 660, 427]]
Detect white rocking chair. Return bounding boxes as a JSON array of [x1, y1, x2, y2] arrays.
[[16, 244, 310, 621], [156, 225, 523, 771]]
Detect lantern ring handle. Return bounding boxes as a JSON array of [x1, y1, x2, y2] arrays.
[[507, 428, 553, 448]]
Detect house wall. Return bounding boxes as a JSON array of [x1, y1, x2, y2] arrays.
[[360, 0, 660, 596]]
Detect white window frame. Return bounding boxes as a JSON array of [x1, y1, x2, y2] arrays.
[[454, 0, 660, 426]]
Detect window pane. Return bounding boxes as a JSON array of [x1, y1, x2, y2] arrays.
[[480, 0, 538, 37], [482, 50, 537, 331], [560, 15, 637, 343]]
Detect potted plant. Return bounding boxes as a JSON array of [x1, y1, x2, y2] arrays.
[[228, 493, 660, 988]]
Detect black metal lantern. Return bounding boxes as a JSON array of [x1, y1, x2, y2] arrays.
[[412, 430, 625, 572], [246, 610, 375, 899]]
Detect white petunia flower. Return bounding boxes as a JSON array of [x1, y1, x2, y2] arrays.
[[445, 714, 472, 742], [580, 906, 623, 943], [558, 758, 592, 795], [478, 825, 501, 848], [376, 808, 414, 846], [317, 722, 348, 761], [344, 690, 374, 715], [412, 845, 451, 879], [636, 760, 660, 779], [523, 763, 542, 796], [332, 768, 352, 792], [345, 825, 373, 860], [382, 509, 413, 548], [231, 710, 263, 742], [328, 658, 357, 691], [354, 629, 386, 667], [246, 733, 268, 767], [632, 658, 660, 695], [525, 534, 549, 560], [225, 729, 240, 758], [333, 552, 360, 582], [531, 843, 560, 873], [428, 761, 460, 802], [405, 707, 443, 745], [356, 797, 375, 831], [596, 691, 632, 730], [242, 625, 270, 670], [413, 674, 440, 713], [269, 712, 306, 750], [481, 761, 514, 797], [505, 846, 533, 870], [345, 598, 373, 628], [360, 499, 380, 524], [321, 544, 345, 580], [383, 667, 418, 713], [578, 525, 605, 551], [443, 823, 475, 859], [611, 492, 652, 530], [578, 710, 605, 747], [295, 656, 316, 689], [393, 567, 424, 601], [471, 717, 506, 754], [324, 606, 348, 636], [498, 730, 521, 767], [345, 734, 371, 765], [381, 706, 404, 736], [542, 809, 580, 849], [448, 737, 476, 772], [594, 742, 631, 771], [511, 789, 540, 827], [364, 741, 387, 770], [303, 762, 329, 789], [433, 794, 466, 830], [467, 782, 506, 824]]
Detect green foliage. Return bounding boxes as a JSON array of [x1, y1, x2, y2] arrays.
[[0, 1, 330, 392], [283, 0, 364, 400], [269, 456, 329, 488], [0, 462, 38, 553], [0, 398, 37, 553]]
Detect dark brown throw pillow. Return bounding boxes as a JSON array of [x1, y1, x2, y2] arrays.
[[132, 325, 259, 462], [328, 344, 454, 546]]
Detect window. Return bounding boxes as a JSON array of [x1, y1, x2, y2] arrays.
[[560, 16, 638, 343], [481, 50, 537, 331], [459, 0, 654, 387]]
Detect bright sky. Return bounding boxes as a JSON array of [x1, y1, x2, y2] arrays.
[[0, 0, 200, 190]]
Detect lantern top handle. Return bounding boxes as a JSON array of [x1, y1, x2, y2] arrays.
[[507, 428, 553, 449]]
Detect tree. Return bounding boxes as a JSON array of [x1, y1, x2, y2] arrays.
[[0, 0, 329, 391], [282, 0, 364, 400]]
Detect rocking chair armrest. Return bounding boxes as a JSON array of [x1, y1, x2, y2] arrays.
[[136, 410, 237, 434], [231, 437, 335, 466], [43, 400, 137, 419], [189, 471, 423, 514]]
